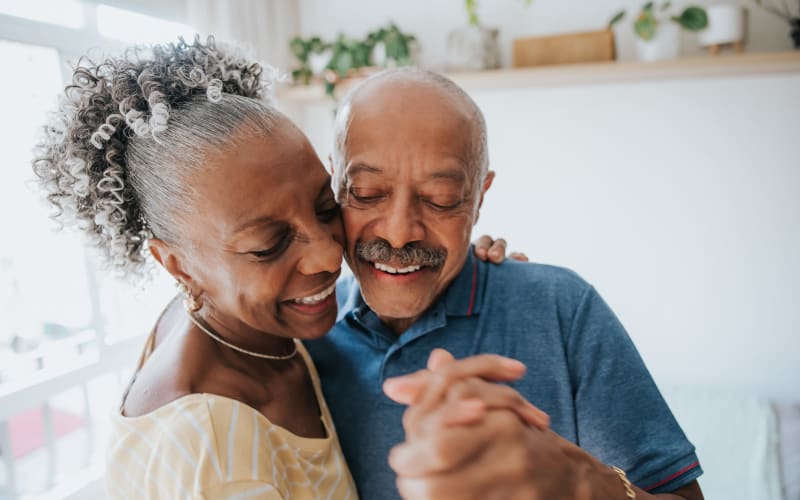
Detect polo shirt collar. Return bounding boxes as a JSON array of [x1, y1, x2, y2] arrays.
[[443, 247, 484, 317]]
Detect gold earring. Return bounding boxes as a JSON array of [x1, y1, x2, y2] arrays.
[[176, 282, 201, 313]]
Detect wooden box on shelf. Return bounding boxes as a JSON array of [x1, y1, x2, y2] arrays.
[[512, 29, 616, 68]]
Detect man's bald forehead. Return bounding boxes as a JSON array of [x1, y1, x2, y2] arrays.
[[348, 69, 475, 119], [331, 68, 490, 200]]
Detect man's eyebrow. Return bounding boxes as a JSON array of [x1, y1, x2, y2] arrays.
[[428, 169, 467, 183], [347, 164, 466, 183], [346, 164, 383, 177]]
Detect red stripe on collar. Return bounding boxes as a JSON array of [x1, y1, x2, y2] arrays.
[[467, 257, 478, 316]]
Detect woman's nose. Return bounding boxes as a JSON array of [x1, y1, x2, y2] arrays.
[[296, 229, 344, 276]]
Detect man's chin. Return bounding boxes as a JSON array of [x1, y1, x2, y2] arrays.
[[366, 303, 428, 333], [358, 287, 431, 327]]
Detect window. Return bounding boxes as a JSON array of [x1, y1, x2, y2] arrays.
[[0, 0, 84, 29], [0, 4, 189, 497], [97, 5, 195, 44]]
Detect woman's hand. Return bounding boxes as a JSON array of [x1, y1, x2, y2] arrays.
[[472, 235, 529, 263], [383, 349, 549, 430]]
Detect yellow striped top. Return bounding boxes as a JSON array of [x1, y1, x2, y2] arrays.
[[105, 342, 358, 500]]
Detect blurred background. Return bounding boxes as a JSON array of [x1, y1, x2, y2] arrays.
[[0, 0, 797, 498]]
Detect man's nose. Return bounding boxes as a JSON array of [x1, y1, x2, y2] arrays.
[[373, 196, 425, 249], [297, 228, 344, 276]]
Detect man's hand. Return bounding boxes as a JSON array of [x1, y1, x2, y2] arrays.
[[385, 350, 705, 500], [383, 349, 549, 429], [472, 235, 529, 263], [391, 414, 592, 500]]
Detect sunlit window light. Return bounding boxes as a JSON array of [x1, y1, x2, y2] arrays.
[[96, 5, 196, 44], [0, 0, 84, 29]]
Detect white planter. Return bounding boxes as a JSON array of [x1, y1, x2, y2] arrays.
[[635, 22, 681, 62], [308, 49, 333, 75], [371, 41, 387, 67], [446, 25, 501, 71], [699, 5, 746, 47]]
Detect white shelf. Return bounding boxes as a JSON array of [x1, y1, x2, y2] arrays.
[[275, 51, 800, 103]]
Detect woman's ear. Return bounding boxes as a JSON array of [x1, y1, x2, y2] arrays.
[[148, 238, 195, 287]]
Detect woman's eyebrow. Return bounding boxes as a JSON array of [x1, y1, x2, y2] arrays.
[[231, 215, 280, 235]]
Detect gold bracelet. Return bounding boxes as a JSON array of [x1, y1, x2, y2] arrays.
[[610, 466, 636, 499]]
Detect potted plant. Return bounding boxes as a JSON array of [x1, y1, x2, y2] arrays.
[[610, 2, 709, 61], [447, 0, 533, 71], [752, 0, 800, 48], [289, 36, 328, 85], [289, 23, 417, 98], [367, 23, 417, 67]]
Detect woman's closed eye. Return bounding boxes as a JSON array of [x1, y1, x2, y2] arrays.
[[250, 232, 294, 261], [316, 201, 341, 222]]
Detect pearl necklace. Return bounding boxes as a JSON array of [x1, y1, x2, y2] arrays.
[[187, 313, 299, 361]]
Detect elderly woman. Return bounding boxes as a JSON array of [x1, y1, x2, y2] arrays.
[[32, 37, 532, 499]]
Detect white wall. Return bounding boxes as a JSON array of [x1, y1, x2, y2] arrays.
[[468, 75, 800, 402], [293, 2, 800, 402], [283, 71, 800, 402], [298, 0, 796, 68]]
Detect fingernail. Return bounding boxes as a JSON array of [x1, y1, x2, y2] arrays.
[[502, 358, 526, 371]]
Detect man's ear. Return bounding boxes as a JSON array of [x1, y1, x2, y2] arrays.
[[473, 170, 495, 225], [148, 238, 196, 288], [479, 171, 495, 208]]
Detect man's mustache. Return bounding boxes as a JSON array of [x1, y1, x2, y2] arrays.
[[355, 239, 446, 268]]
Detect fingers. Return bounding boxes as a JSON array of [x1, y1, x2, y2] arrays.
[[406, 354, 527, 413], [427, 348, 456, 370], [487, 238, 507, 263], [444, 378, 550, 430], [509, 251, 529, 262], [392, 410, 530, 478], [390, 425, 484, 479], [383, 353, 526, 405], [472, 234, 494, 261], [401, 378, 548, 447], [438, 397, 487, 426]]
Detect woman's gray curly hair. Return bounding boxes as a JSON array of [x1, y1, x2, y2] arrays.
[[32, 35, 283, 279]]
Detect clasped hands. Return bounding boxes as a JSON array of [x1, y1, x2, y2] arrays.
[[383, 349, 595, 500]]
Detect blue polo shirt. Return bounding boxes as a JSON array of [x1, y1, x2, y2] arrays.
[[305, 251, 702, 499]]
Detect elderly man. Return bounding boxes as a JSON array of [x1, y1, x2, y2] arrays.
[[305, 68, 704, 499]]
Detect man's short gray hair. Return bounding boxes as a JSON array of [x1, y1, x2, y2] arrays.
[[331, 67, 489, 201]]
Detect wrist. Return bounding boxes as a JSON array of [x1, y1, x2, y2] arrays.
[[560, 439, 641, 500], [610, 466, 636, 499]]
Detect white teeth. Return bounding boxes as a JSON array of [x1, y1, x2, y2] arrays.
[[373, 262, 422, 275], [293, 282, 336, 305]]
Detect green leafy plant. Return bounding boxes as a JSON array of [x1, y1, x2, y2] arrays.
[[289, 36, 326, 85], [367, 23, 416, 66], [289, 23, 417, 98], [465, 0, 533, 26], [609, 2, 708, 41]]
